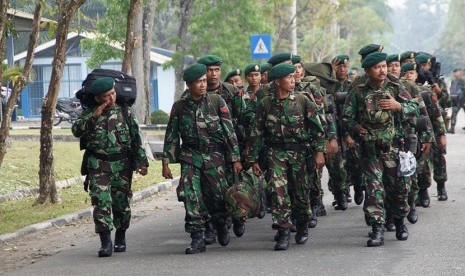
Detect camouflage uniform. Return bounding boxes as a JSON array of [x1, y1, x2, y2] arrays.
[[247, 92, 325, 230], [343, 79, 418, 225], [72, 106, 148, 233], [162, 93, 241, 233], [449, 77, 465, 130]]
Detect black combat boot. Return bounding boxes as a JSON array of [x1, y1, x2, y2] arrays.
[[334, 192, 348, 211], [448, 126, 455, 134], [185, 231, 206, 254], [437, 181, 448, 201], [308, 204, 318, 229], [232, 218, 245, 237], [317, 200, 327, 216], [216, 222, 230, 246], [419, 188, 430, 207], [274, 229, 290, 251], [98, 231, 113, 257], [114, 229, 126, 252], [394, 218, 409, 241], [295, 222, 309, 245], [385, 215, 396, 232], [290, 218, 297, 233], [204, 222, 216, 245], [367, 224, 384, 247], [354, 186, 364, 205], [257, 195, 266, 219], [346, 190, 352, 203], [407, 201, 418, 224]]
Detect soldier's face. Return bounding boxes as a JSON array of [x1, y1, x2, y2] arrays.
[[404, 70, 417, 82], [335, 64, 349, 81], [187, 75, 207, 99], [420, 63, 431, 71], [401, 58, 415, 65], [294, 63, 305, 80], [228, 75, 243, 88], [95, 89, 116, 107], [276, 73, 295, 92], [261, 71, 268, 84], [365, 61, 387, 84], [206, 66, 221, 87], [387, 61, 401, 78], [246, 72, 261, 87]]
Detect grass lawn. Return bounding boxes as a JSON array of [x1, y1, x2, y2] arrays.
[[0, 138, 179, 235]]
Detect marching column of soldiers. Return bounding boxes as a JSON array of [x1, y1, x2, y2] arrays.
[[162, 44, 450, 253]]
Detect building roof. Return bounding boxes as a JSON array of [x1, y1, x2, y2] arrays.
[[7, 8, 55, 31], [12, 32, 174, 65]]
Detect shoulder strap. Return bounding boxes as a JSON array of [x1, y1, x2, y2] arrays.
[[262, 95, 272, 114], [294, 93, 307, 114], [207, 93, 221, 113]]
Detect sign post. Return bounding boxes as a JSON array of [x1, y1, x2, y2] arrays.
[[250, 34, 271, 60]]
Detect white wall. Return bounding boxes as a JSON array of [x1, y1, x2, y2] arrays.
[[156, 66, 176, 113]]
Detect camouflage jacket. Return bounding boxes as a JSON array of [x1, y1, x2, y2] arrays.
[[72, 105, 148, 172], [162, 93, 241, 169], [247, 91, 325, 163], [343, 78, 419, 145]]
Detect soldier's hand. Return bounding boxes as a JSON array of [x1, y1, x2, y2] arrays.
[[379, 94, 401, 111], [358, 126, 368, 137], [437, 134, 447, 150], [315, 152, 325, 170], [162, 164, 173, 179], [421, 142, 432, 155], [252, 163, 263, 176], [136, 166, 148, 176], [432, 83, 442, 96], [92, 101, 110, 119], [233, 161, 243, 174], [345, 135, 356, 148]]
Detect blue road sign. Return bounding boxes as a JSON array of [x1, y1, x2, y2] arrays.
[[250, 34, 271, 60]]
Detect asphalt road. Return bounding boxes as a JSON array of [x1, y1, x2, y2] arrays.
[[5, 119, 465, 276]]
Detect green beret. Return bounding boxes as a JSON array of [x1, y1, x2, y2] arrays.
[[415, 53, 432, 65], [358, 44, 383, 60], [268, 52, 292, 66], [291, 55, 302, 65], [224, 68, 242, 82], [401, 62, 417, 73], [197, 55, 222, 66], [260, 63, 271, 74], [400, 51, 416, 63], [269, 64, 296, 81], [88, 77, 115, 96], [387, 54, 401, 64], [361, 52, 388, 69], [244, 64, 261, 76], [183, 63, 207, 82], [332, 54, 350, 66]]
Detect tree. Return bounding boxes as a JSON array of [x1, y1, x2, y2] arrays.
[[36, 0, 85, 205], [143, 0, 156, 123], [0, 1, 42, 168]]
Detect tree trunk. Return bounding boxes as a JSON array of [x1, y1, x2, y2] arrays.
[[174, 0, 194, 100], [143, 0, 156, 124], [0, 0, 7, 85], [36, 0, 85, 205], [122, 0, 139, 74], [130, 0, 146, 123], [0, 1, 42, 168]]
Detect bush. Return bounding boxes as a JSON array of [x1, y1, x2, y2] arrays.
[[151, 109, 169, 124]]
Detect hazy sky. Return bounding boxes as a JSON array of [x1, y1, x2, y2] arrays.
[[388, 0, 406, 8]]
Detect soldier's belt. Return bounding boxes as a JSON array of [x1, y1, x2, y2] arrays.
[[266, 142, 306, 151], [89, 150, 129, 162], [182, 143, 225, 153]]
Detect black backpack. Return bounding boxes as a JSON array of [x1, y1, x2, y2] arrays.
[[76, 69, 137, 109]]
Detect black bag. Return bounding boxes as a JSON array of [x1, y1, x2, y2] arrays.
[[76, 69, 137, 109]]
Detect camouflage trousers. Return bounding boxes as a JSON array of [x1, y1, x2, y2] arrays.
[[266, 147, 311, 230], [361, 145, 410, 225], [416, 143, 447, 188], [450, 105, 465, 127], [179, 161, 229, 233], [345, 145, 365, 190], [88, 169, 133, 233], [326, 148, 349, 195]]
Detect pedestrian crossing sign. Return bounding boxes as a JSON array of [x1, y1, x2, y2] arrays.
[[250, 34, 271, 59]]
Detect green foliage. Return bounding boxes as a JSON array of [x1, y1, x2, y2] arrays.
[[151, 109, 169, 124]]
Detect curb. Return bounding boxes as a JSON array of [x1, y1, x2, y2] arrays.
[[0, 177, 179, 244]]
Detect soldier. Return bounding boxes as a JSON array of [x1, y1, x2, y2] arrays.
[[400, 62, 446, 222], [448, 69, 465, 134], [343, 52, 419, 247], [196, 55, 251, 238], [400, 51, 416, 65], [387, 54, 401, 78], [246, 63, 326, 250], [415, 53, 449, 203], [72, 77, 149, 257], [162, 64, 242, 254], [260, 63, 271, 85], [224, 68, 244, 89]]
